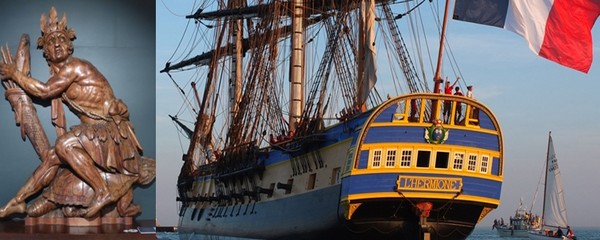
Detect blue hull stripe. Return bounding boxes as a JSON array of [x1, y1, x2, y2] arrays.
[[492, 157, 500, 176], [341, 173, 502, 200], [363, 126, 500, 151], [263, 114, 369, 167], [373, 106, 398, 123], [357, 151, 369, 169], [357, 150, 369, 169]]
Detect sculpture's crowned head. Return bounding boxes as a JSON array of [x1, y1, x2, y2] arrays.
[[37, 6, 76, 51]]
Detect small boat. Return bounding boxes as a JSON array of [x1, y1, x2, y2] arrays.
[[494, 200, 535, 238], [528, 132, 575, 240]]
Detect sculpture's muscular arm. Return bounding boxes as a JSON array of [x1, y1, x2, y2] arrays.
[[2, 62, 76, 99]]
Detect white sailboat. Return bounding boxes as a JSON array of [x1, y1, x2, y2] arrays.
[[528, 132, 574, 240]]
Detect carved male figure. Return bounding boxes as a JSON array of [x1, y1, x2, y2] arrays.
[[0, 7, 144, 218]]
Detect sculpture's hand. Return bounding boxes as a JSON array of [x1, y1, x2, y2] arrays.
[[0, 62, 17, 80]]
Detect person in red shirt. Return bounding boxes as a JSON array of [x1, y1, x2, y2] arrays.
[[566, 225, 576, 239], [443, 77, 459, 123]]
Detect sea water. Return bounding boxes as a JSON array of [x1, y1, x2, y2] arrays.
[[157, 227, 600, 240], [468, 227, 600, 240]]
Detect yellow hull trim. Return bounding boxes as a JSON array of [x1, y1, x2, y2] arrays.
[[342, 192, 500, 206], [350, 168, 502, 182]]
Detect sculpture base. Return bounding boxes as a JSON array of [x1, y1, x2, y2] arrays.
[[0, 219, 155, 239], [25, 216, 133, 226]]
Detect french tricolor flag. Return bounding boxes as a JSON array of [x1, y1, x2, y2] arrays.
[[453, 0, 600, 73]]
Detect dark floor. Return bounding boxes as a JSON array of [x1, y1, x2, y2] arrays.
[[0, 219, 156, 240]]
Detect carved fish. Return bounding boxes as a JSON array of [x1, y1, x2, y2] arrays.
[[2, 34, 50, 161], [15, 34, 30, 76]]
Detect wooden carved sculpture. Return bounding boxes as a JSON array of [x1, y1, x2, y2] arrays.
[[0, 7, 155, 223]]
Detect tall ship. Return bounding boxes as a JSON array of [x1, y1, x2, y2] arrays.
[[160, 0, 503, 239]]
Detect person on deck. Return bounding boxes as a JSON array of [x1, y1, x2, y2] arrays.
[[454, 86, 464, 124], [466, 85, 473, 98], [554, 227, 564, 238], [442, 77, 459, 123], [566, 225, 576, 239], [466, 85, 479, 125], [409, 99, 418, 122]]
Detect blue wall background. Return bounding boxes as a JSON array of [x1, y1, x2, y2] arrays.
[[0, 0, 156, 220]]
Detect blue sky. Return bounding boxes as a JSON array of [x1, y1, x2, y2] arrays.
[[156, 0, 600, 228]]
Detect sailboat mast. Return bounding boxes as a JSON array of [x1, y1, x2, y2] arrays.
[[433, 0, 451, 93], [289, 0, 305, 133], [541, 131, 551, 227]]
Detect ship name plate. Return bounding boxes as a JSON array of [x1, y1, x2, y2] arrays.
[[396, 176, 463, 193]]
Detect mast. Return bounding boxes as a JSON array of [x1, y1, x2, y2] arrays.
[[289, 0, 305, 133], [191, 82, 201, 109], [357, 0, 377, 110], [357, 1, 365, 107], [229, 11, 243, 123], [541, 131, 551, 227], [432, 0, 451, 93]]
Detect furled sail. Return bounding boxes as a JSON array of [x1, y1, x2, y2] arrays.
[[358, 0, 377, 107]]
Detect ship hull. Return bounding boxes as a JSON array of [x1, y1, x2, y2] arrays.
[[528, 231, 571, 240], [178, 185, 342, 239], [178, 184, 484, 240], [177, 94, 503, 240], [496, 227, 528, 238]]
